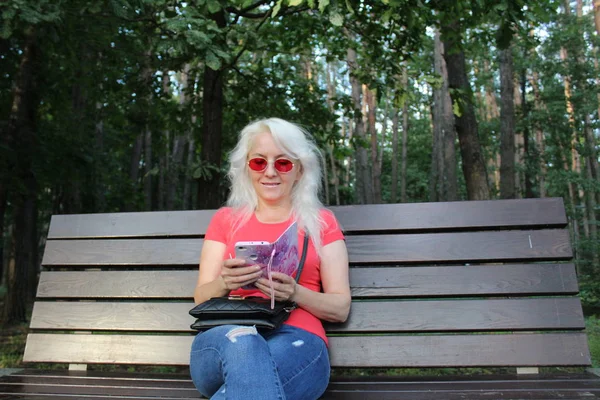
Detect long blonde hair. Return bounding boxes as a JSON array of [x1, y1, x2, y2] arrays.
[[226, 118, 325, 254]]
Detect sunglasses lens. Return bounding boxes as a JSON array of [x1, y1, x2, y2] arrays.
[[274, 159, 294, 172], [248, 158, 267, 171]]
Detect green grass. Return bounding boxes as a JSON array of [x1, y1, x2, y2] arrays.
[[0, 323, 28, 368], [586, 315, 600, 368]]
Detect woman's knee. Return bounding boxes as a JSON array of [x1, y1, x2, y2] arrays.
[[192, 325, 265, 357]]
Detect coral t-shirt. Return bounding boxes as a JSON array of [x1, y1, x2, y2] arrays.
[[204, 207, 345, 345]]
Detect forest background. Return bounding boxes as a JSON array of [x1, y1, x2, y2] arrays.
[[1, 0, 600, 367]]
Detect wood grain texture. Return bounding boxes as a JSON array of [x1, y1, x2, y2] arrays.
[[3, 371, 600, 400], [35, 264, 579, 299], [29, 298, 585, 332], [41, 229, 572, 266], [46, 198, 567, 239], [22, 333, 591, 367]]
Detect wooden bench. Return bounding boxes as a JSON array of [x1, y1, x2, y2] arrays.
[[1, 197, 600, 399]]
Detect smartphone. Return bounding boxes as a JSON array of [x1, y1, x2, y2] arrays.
[[234, 241, 275, 289], [233, 222, 299, 289]]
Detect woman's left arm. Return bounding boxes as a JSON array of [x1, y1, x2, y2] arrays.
[[256, 239, 351, 323]]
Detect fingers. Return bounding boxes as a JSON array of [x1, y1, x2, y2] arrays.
[[255, 277, 296, 301], [221, 262, 263, 290]]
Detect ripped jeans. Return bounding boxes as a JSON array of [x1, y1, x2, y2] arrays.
[[189, 324, 330, 400]]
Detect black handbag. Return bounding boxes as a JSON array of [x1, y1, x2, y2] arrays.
[[189, 235, 309, 331]]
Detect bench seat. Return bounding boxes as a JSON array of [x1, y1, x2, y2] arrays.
[[1, 198, 598, 399]]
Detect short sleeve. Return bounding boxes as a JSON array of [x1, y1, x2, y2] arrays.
[[204, 207, 233, 244], [320, 209, 345, 246]]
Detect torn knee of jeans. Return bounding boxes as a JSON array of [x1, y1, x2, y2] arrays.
[[225, 326, 258, 343], [292, 340, 304, 347]]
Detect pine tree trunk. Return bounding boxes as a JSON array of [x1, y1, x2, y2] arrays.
[[499, 47, 516, 199], [345, 32, 371, 204], [94, 99, 105, 211], [431, 32, 444, 202], [0, 184, 6, 287], [391, 109, 400, 203], [325, 63, 340, 205], [513, 76, 525, 198], [441, 19, 490, 200], [434, 30, 459, 202], [559, 4, 582, 254], [326, 144, 340, 205], [528, 70, 547, 197], [128, 134, 143, 211], [366, 87, 381, 203], [196, 11, 226, 210], [401, 71, 409, 203], [2, 29, 39, 323]]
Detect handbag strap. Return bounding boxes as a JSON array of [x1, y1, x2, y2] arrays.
[[294, 235, 309, 283]]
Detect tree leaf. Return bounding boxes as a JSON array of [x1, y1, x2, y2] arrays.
[[289, 0, 304, 6], [205, 51, 221, 70], [452, 100, 462, 117], [318, 0, 330, 13], [329, 12, 343, 26], [207, 0, 221, 13], [272, 0, 283, 17]]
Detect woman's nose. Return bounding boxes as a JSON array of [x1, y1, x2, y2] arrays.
[[264, 162, 278, 177]]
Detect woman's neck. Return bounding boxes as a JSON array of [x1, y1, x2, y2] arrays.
[[255, 202, 293, 223]]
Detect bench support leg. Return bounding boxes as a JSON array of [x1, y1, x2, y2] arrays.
[[68, 364, 87, 371], [516, 367, 539, 374]]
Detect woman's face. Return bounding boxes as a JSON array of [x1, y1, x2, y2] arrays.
[[247, 131, 301, 207]]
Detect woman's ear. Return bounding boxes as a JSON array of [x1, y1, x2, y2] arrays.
[[295, 164, 303, 182]]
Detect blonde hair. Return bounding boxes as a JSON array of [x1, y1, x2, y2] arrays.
[[226, 118, 325, 254]]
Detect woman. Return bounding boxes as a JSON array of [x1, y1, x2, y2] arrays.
[[190, 118, 351, 400]]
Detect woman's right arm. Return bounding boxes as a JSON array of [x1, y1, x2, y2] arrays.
[[193, 239, 263, 305]]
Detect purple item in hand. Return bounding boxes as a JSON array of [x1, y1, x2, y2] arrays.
[[235, 221, 299, 289]]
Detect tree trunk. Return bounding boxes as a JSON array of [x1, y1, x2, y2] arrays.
[[196, 11, 226, 210], [0, 184, 7, 287], [94, 99, 105, 211], [528, 70, 546, 197], [481, 58, 501, 192], [499, 47, 516, 199], [345, 31, 371, 204], [124, 134, 143, 212], [519, 70, 534, 199], [441, 20, 490, 200], [513, 76, 525, 198], [433, 30, 458, 202], [431, 34, 444, 202], [559, 6, 582, 252], [183, 115, 196, 210], [2, 29, 39, 323], [366, 87, 381, 203], [401, 71, 409, 203], [325, 63, 340, 205], [140, 57, 154, 211], [391, 109, 400, 203], [483, 60, 500, 121], [197, 64, 224, 209], [327, 144, 340, 205]]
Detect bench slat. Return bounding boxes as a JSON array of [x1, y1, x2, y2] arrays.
[[36, 264, 579, 298], [46, 198, 567, 239], [41, 229, 572, 266], [22, 333, 591, 367], [5, 375, 600, 400], [4, 372, 600, 399], [29, 298, 584, 332]]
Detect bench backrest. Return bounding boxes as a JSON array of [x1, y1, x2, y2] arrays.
[[24, 197, 590, 369]]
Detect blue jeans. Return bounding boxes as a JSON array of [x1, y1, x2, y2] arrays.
[[189, 324, 330, 400]]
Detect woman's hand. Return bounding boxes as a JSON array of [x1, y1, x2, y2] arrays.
[[219, 258, 263, 291], [255, 272, 297, 301]]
